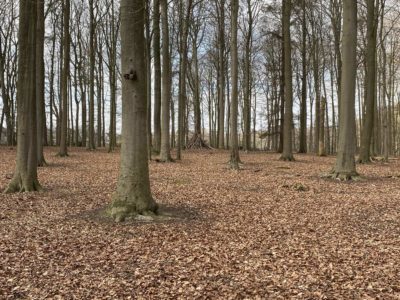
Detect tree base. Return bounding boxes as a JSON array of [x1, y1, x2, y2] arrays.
[[56, 152, 69, 158], [357, 156, 373, 164], [326, 171, 361, 181], [4, 174, 42, 194], [108, 198, 158, 222], [279, 154, 295, 161], [156, 157, 174, 163], [38, 159, 48, 167], [186, 133, 211, 150]]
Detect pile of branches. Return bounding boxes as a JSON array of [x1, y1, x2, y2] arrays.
[[186, 133, 211, 150]]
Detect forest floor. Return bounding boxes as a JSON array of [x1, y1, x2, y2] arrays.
[[1, 147, 400, 299]]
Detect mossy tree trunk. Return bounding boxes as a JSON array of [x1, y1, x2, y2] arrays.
[[110, 0, 157, 222], [5, 0, 41, 193]]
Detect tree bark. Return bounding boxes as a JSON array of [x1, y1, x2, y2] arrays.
[[58, 0, 70, 157], [109, 0, 157, 222], [280, 0, 294, 161], [331, 0, 358, 180], [229, 0, 240, 169], [5, 0, 41, 193], [152, 0, 161, 153], [159, 0, 172, 162]]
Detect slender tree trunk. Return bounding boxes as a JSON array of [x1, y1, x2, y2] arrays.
[[88, 0, 96, 150], [36, 0, 47, 159], [159, 0, 172, 162], [152, 0, 161, 153], [177, 0, 192, 160], [229, 0, 240, 169], [299, 0, 307, 153], [358, 0, 378, 163], [318, 97, 326, 156], [58, 0, 70, 157], [217, 0, 225, 149]]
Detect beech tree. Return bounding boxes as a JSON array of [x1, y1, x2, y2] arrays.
[[159, 0, 172, 162], [58, 0, 70, 157], [109, 0, 157, 221], [5, 0, 41, 192], [280, 0, 294, 161], [229, 0, 240, 169], [330, 0, 358, 180]]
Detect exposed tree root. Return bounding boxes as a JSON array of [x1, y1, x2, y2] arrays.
[[108, 197, 158, 223], [4, 174, 42, 194], [186, 133, 211, 150], [324, 171, 362, 181]]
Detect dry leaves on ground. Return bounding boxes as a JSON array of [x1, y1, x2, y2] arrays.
[[1, 147, 400, 299]]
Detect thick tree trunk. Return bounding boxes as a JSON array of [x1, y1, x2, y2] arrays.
[[331, 0, 358, 180], [109, 0, 157, 222], [6, 0, 41, 193], [280, 0, 294, 161]]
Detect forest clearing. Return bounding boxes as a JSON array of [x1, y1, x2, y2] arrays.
[[1, 147, 400, 299]]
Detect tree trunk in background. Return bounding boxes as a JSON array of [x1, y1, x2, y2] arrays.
[[280, 0, 294, 161], [59, 0, 70, 157], [153, 0, 161, 153], [217, 0, 225, 149], [299, 0, 307, 154], [88, 0, 96, 150], [145, 0, 152, 158], [229, 0, 240, 169], [358, 0, 378, 163], [243, 0, 253, 152], [318, 97, 326, 156], [6, 0, 41, 193], [177, 0, 192, 160], [109, 0, 157, 222], [331, 0, 358, 180], [36, 0, 46, 165], [0, 38, 13, 146], [159, 0, 172, 162], [96, 40, 103, 148]]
